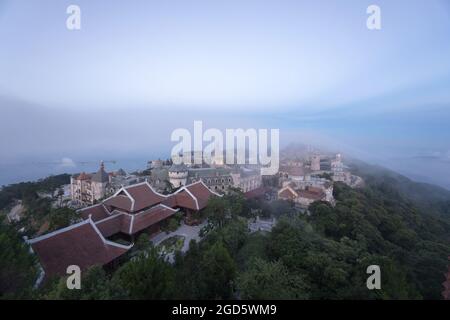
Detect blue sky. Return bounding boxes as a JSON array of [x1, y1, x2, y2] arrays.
[[0, 0, 450, 187]]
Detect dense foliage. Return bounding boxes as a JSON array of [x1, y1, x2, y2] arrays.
[[0, 174, 76, 236], [1, 167, 450, 300], [0, 174, 70, 211], [0, 222, 38, 298]]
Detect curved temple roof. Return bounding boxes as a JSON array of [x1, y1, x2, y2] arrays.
[[30, 180, 221, 279]]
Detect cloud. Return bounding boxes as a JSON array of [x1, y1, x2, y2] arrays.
[[59, 157, 76, 168]]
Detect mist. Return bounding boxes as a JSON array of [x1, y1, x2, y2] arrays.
[[1, 1, 450, 188], [1, 95, 450, 189]]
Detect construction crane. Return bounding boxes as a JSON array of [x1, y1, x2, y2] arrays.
[[77, 160, 117, 166], [31, 160, 117, 166]]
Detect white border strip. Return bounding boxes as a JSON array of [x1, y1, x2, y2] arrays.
[[121, 187, 136, 211], [27, 220, 90, 244], [129, 214, 135, 234], [158, 204, 180, 212], [89, 218, 133, 249], [95, 212, 125, 224], [199, 180, 223, 197], [182, 187, 199, 211], [145, 181, 169, 198]]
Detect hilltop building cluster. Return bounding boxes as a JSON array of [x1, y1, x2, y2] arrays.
[[34, 159, 265, 280], [150, 161, 262, 194], [277, 152, 362, 208], [37, 149, 361, 281], [70, 162, 146, 206], [70, 159, 263, 207]]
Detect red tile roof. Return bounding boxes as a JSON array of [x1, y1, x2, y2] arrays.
[[104, 195, 133, 212], [78, 204, 110, 222], [161, 194, 178, 208], [173, 189, 199, 210], [126, 183, 167, 211], [75, 172, 91, 180], [278, 186, 325, 201], [297, 188, 325, 201], [95, 214, 132, 237], [244, 187, 268, 199], [28, 220, 130, 278], [132, 205, 177, 234], [163, 181, 220, 211], [103, 182, 167, 213], [95, 205, 177, 236], [185, 182, 216, 209], [278, 187, 297, 200], [29, 180, 223, 279]]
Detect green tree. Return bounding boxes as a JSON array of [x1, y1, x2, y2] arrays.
[[206, 218, 248, 258], [0, 223, 37, 298], [223, 187, 246, 216], [48, 207, 79, 232], [198, 242, 236, 299], [134, 233, 151, 252], [237, 258, 309, 299], [204, 196, 228, 227], [112, 248, 175, 299], [42, 266, 126, 300]]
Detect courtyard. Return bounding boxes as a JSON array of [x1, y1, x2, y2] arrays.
[[151, 221, 207, 262]]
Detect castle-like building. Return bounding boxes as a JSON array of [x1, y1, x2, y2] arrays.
[[70, 162, 110, 205], [147, 161, 263, 195], [277, 152, 363, 207], [70, 162, 145, 206], [168, 163, 190, 188], [166, 163, 262, 194]]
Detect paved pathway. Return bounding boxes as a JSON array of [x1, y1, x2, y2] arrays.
[[248, 216, 277, 233], [151, 221, 207, 253]]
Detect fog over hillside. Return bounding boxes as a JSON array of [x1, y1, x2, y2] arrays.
[[1, 96, 450, 190]]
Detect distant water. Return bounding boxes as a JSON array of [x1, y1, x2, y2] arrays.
[[0, 158, 152, 187], [1, 155, 449, 191]]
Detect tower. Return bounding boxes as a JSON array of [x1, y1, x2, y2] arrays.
[[91, 161, 109, 202], [168, 163, 188, 188], [311, 155, 321, 171]]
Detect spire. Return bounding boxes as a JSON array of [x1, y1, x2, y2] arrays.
[[92, 161, 109, 183]]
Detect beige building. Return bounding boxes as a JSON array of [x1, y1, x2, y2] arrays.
[[163, 163, 262, 194], [70, 162, 110, 205], [278, 182, 334, 208], [230, 168, 262, 193]]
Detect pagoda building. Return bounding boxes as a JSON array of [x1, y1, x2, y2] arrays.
[[28, 180, 221, 280]]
